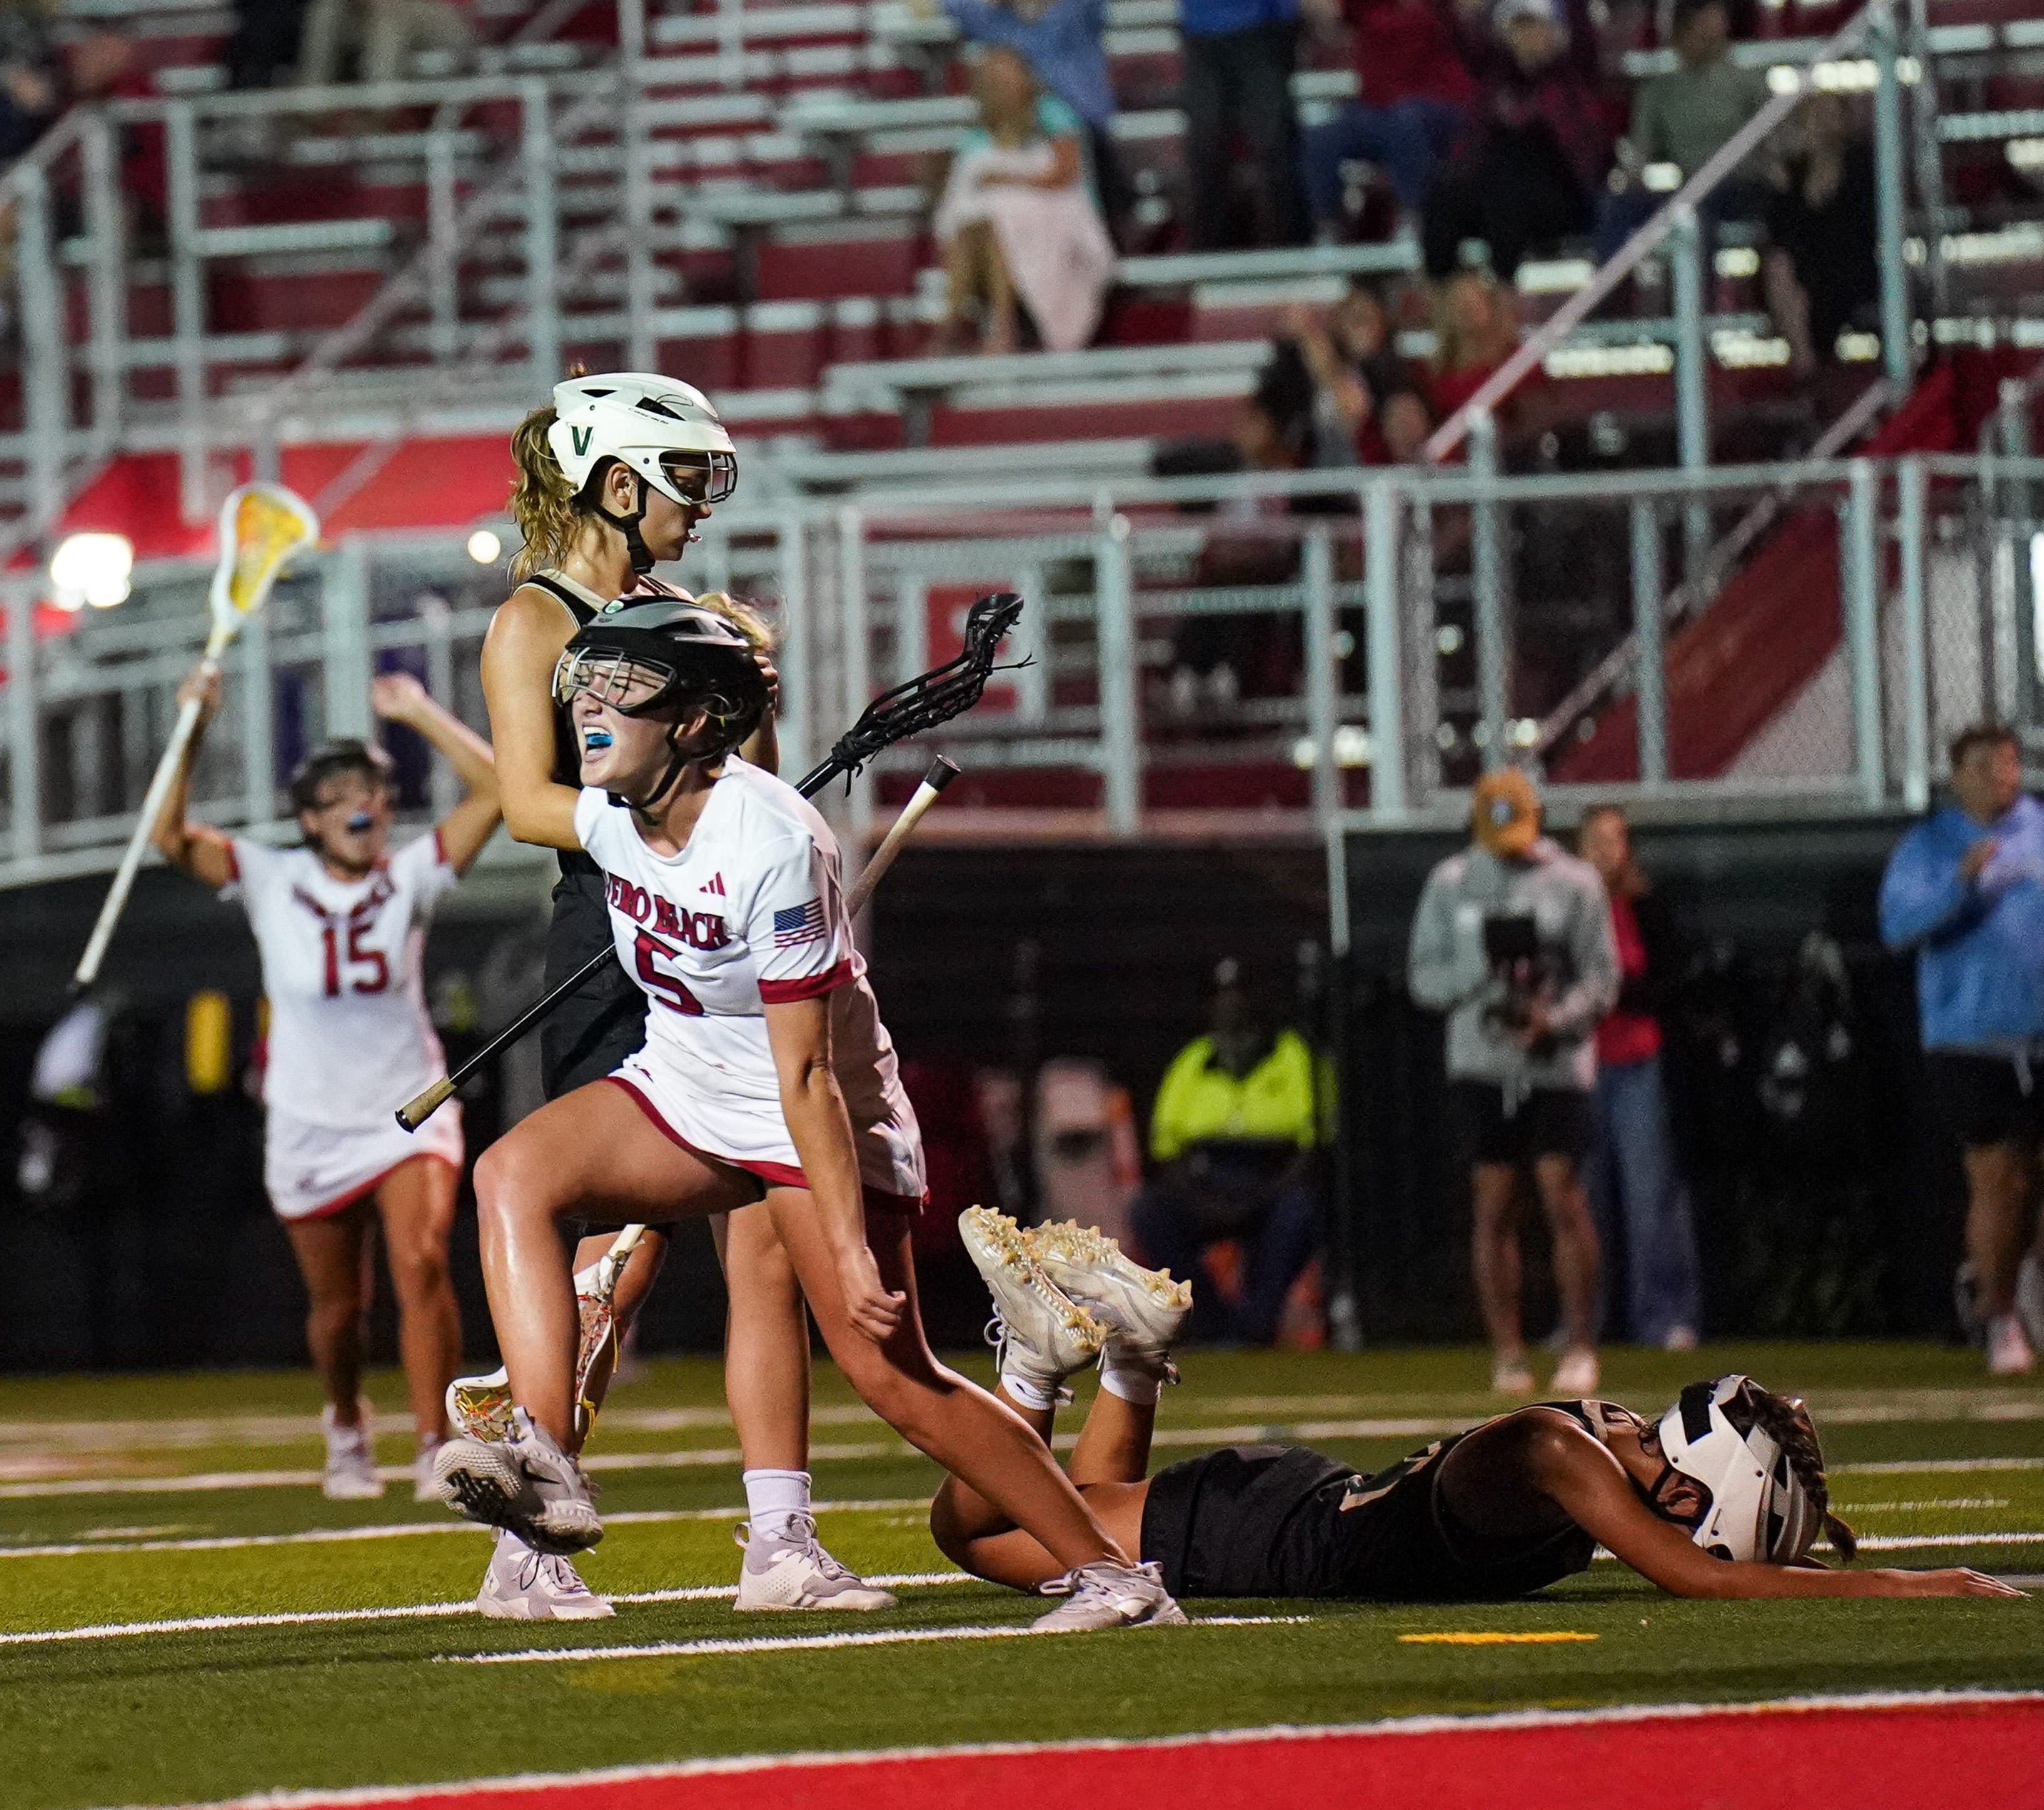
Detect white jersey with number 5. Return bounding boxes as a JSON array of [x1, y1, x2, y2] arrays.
[[573, 757, 925, 1206], [223, 833, 457, 1130]]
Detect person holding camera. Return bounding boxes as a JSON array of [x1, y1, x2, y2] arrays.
[[1409, 769, 1618, 1395]]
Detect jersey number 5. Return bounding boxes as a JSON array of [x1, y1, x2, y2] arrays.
[[634, 930, 703, 1015], [321, 922, 390, 997]]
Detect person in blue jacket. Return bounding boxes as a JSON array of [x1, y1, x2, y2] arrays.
[[1879, 723, 2044, 1375]]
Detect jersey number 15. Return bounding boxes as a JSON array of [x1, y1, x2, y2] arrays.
[[321, 922, 390, 996]]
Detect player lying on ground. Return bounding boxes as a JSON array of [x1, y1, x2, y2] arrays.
[[934, 1210, 2025, 1604], [431, 598, 1182, 1630], [153, 667, 500, 1501]]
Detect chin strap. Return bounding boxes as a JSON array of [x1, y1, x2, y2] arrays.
[[594, 472, 655, 576]]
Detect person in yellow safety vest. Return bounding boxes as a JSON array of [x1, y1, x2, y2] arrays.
[[1129, 958, 1331, 1344]]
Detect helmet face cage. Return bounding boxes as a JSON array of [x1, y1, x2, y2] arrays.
[[552, 647, 680, 716], [660, 449, 737, 507], [1656, 1375, 1820, 1566]]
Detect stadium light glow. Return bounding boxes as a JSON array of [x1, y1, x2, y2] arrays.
[[50, 532, 134, 610], [466, 528, 503, 565]]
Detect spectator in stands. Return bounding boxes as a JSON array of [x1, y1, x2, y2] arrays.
[[1578, 804, 1701, 1350], [1421, 0, 1612, 283], [1262, 283, 1416, 466], [1426, 264, 1518, 425], [300, 0, 474, 87], [0, 1, 63, 161], [1371, 380, 1436, 462], [1180, 0, 1309, 249], [1879, 723, 2044, 1377], [1594, 0, 1769, 263], [1302, 0, 1474, 238], [937, 0, 1130, 242], [229, 0, 313, 89], [1761, 91, 1879, 376], [1129, 958, 1328, 1345], [933, 44, 1116, 353], [1408, 768, 1616, 1394]]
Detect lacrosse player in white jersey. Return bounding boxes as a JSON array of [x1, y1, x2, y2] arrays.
[[433, 597, 1183, 1631], [153, 665, 500, 1500]]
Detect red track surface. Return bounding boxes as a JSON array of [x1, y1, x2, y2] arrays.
[[198, 1695, 2044, 1810]]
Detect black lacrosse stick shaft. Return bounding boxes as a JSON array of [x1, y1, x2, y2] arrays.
[[400, 591, 1024, 1127]]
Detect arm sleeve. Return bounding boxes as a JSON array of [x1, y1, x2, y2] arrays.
[[1878, 830, 1980, 951], [1407, 868, 1489, 1010], [1544, 874, 1622, 1040], [571, 787, 615, 868], [392, 828, 459, 915], [745, 833, 855, 1002]]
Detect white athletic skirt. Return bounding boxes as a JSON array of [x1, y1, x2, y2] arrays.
[[608, 1050, 926, 1215], [263, 1101, 465, 1222]]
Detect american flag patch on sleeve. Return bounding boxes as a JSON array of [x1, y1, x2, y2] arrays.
[[772, 898, 827, 949]]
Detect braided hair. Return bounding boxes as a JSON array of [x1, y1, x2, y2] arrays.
[[1746, 1386, 1858, 1562]]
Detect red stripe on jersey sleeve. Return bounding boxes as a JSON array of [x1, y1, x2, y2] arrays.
[[757, 959, 852, 1004], [222, 843, 240, 882]]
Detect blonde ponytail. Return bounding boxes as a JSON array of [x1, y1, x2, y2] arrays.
[[508, 405, 586, 580], [693, 589, 777, 653]]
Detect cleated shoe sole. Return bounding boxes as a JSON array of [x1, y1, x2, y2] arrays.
[[958, 1207, 1103, 1396], [1026, 1219, 1191, 1381], [433, 1437, 602, 1557]]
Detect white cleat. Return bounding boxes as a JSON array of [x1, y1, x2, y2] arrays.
[[958, 1207, 1104, 1402], [733, 1514, 898, 1612], [1032, 1559, 1187, 1633], [1986, 1314, 2035, 1377], [1552, 1347, 1601, 1397], [1025, 1219, 1192, 1384], [433, 1408, 602, 1556], [475, 1527, 613, 1621], [320, 1404, 384, 1501], [2015, 1252, 2044, 1353], [1491, 1354, 1536, 1396], [414, 1439, 445, 1504], [446, 1367, 515, 1444]]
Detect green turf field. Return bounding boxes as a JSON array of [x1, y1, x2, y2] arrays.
[[4, 1343, 2040, 1810]]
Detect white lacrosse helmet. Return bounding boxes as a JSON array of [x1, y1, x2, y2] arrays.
[[1656, 1375, 1823, 1564], [548, 371, 738, 511]]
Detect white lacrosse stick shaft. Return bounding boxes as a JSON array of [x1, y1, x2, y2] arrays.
[[71, 484, 318, 992]]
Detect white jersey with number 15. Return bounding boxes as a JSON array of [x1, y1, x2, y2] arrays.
[[222, 833, 455, 1132]]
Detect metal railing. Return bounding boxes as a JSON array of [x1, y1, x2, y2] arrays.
[[4, 450, 2037, 889]]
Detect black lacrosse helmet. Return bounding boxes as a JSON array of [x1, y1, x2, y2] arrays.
[[555, 598, 770, 758]]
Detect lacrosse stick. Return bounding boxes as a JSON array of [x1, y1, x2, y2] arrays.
[[397, 592, 1022, 1132], [444, 1224, 648, 1446], [71, 483, 321, 992]]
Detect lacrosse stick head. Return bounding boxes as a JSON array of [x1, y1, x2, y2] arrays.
[[206, 483, 320, 656]]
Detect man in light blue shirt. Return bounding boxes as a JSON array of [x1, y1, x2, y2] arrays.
[[1879, 723, 2044, 1374]]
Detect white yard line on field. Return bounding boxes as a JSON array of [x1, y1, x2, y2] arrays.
[[452, 1615, 1309, 1667], [6, 1387, 2040, 1462], [0, 1499, 929, 1561], [1832, 1456, 2044, 1475], [0, 1572, 970, 1647]]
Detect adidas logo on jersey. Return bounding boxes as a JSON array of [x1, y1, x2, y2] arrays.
[[704, 873, 725, 895]]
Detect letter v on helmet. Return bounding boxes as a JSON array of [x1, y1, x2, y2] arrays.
[[571, 425, 593, 458]]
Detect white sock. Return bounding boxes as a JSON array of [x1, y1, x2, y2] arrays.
[[1100, 1362, 1161, 1407], [742, 1467, 812, 1541], [1000, 1369, 1059, 1412]]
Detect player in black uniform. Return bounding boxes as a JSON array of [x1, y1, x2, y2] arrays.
[[465, 371, 890, 1619], [933, 1213, 2025, 1605]]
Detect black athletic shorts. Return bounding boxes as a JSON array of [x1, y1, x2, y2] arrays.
[[540, 855, 649, 1102], [1446, 1080, 1595, 1168], [1926, 1050, 2044, 1152]]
